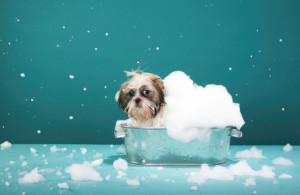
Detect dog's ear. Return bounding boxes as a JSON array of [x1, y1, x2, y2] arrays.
[[118, 82, 129, 112], [149, 74, 165, 106], [149, 74, 164, 90]]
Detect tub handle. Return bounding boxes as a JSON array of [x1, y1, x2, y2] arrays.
[[114, 124, 127, 138], [228, 127, 242, 138]]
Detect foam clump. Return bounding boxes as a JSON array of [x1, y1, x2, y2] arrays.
[[91, 159, 103, 167], [244, 178, 256, 186], [57, 182, 69, 189], [65, 161, 103, 181], [235, 146, 266, 159], [1, 141, 12, 149], [187, 160, 275, 185], [18, 168, 46, 184], [279, 173, 292, 179], [272, 157, 294, 166], [163, 71, 244, 143], [113, 158, 128, 171], [50, 145, 67, 152], [126, 179, 140, 186], [283, 143, 293, 152]]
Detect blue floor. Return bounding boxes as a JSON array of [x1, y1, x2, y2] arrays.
[[0, 144, 299, 195]]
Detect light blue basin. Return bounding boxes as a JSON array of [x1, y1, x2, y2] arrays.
[[115, 124, 242, 165]]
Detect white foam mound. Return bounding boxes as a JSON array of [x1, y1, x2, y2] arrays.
[[18, 168, 46, 184], [283, 143, 293, 152], [244, 178, 256, 186], [235, 146, 266, 159], [163, 71, 245, 143], [126, 179, 140, 186], [113, 158, 128, 171], [65, 161, 103, 181], [187, 160, 275, 185], [50, 145, 67, 152], [1, 141, 12, 149], [57, 182, 69, 189], [279, 173, 292, 179], [272, 157, 294, 166]]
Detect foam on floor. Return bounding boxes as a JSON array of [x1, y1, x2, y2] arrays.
[[272, 157, 294, 166], [65, 161, 103, 181], [235, 146, 266, 159], [18, 168, 45, 184]]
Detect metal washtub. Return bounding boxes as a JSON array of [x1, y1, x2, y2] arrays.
[[115, 124, 242, 165]]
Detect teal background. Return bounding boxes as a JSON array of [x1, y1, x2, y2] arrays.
[[0, 0, 299, 145]]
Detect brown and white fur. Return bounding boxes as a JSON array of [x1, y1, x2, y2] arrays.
[[118, 70, 165, 127]]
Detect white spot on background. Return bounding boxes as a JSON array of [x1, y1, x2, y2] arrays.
[[156, 47, 160, 50], [62, 26, 66, 29], [229, 67, 232, 71], [87, 30, 90, 33], [69, 116, 73, 120], [105, 32, 109, 36], [282, 107, 285, 111], [83, 88, 87, 91], [20, 73, 25, 77], [147, 35, 151, 39], [37, 130, 41, 134], [16, 18, 20, 22], [104, 86, 107, 89], [250, 55, 253, 58], [56, 44, 60, 48], [94, 48, 98, 51], [69, 75, 74, 79], [279, 39, 283, 42]]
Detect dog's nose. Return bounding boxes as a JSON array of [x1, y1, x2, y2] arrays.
[[135, 98, 141, 104]]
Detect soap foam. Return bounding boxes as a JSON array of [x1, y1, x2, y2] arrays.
[[57, 182, 69, 189], [126, 179, 140, 186], [235, 146, 266, 159], [163, 71, 244, 143], [65, 161, 103, 181], [187, 160, 275, 185], [272, 157, 294, 166], [1, 141, 12, 149], [18, 168, 46, 184], [244, 177, 256, 186], [278, 173, 292, 179], [50, 145, 67, 152], [283, 143, 293, 152], [113, 158, 128, 171]]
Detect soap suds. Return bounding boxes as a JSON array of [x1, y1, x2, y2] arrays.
[[18, 168, 46, 184], [283, 144, 293, 152], [57, 182, 69, 189], [278, 173, 292, 179], [50, 145, 67, 152], [244, 178, 256, 186], [235, 146, 266, 159], [1, 141, 12, 149], [187, 160, 275, 185], [163, 71, 244, 143], [272, 157, 294, 166], [117, 171, 127, 178], [113, 158, 128, 171], [126, 179, 140, 186], [65, 162, 103, 181], [91, 159, 103, 167]]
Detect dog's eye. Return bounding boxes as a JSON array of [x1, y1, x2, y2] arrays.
[[128, 90, 135, 97], [142, 89, 150, 95]]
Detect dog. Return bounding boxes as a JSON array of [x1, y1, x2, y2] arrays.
[[117, 70, 166, 127]]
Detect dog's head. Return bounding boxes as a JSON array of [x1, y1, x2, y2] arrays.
[[118, 70, 165, 121]]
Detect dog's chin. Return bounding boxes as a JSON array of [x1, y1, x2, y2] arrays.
[[127, 102, 153, 121]]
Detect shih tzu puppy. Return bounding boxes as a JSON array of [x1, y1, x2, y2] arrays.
[[117, 70, 166, 127]]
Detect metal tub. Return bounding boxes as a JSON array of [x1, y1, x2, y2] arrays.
[[115, 124, 242, 165]]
